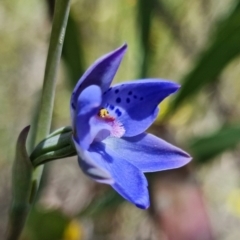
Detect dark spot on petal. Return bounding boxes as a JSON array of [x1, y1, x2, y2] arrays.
[[134, 95, 138, 99], [140, 97, 144, 101], [116, 97, 121, 103], [115, 109, 122, 117], [108, 87, 112, 92], [115, 89, 119, 94], [103, 91, 107, 95], [126, 98, 130, 103], [109, 105, 115, 110], [128, 91, 132, 95]]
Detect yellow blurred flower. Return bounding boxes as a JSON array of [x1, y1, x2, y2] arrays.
[[226, 189, 240, 218], [63, 220, 83, 240]]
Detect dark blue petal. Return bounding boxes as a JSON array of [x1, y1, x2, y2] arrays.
[[75, 85, 111, 150], [73, 138, 113, 184], [71, 44, 127, 109], [87, 141, 150, 209], [103, 133, 191, 172], [102, 79, 180, 136]]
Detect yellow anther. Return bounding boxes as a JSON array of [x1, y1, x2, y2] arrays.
[[98, 108, 109, 118], [98, 108, 115, 122]]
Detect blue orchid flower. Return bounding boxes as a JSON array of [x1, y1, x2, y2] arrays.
[[70, 44, 191, 209]]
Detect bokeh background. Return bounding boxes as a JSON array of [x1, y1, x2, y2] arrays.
[[1, 0, 240, 239]]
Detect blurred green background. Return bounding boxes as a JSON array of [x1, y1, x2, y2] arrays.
[[1, 0, 240, 239]]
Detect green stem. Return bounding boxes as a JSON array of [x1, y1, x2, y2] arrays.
[[6, 1, 71, 239], [32, 0, 71, 193]]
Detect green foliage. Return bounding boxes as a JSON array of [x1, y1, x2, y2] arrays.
[[24, 208, 70, 240], [179, 1, 240, 164], [170, 1, 240, 112], [6, 126, 33, 240], [189, 124, 240, 164], [62, 12, 85, 89], [30, 126, 76, 167], [137, 0, 155, 77]]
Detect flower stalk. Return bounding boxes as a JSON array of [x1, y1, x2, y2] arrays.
[[6, 0, 71, 239], [32, 0, 71, 191]]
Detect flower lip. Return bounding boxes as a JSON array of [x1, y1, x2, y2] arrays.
[[96, 108, 125, 138]]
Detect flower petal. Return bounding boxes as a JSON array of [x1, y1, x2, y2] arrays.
[[103, 133, 191, 172], [102, 79, 180, 136], [73, 138, 113, 184], [74, 85, 111, 150], [86, 141, 150, 209], [71, 44, 127, 111]]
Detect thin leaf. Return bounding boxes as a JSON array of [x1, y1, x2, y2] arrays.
[[6, 126, 33, 240], [62, 12, 85, 88], [170, 1, 240, 112], [137, 0, 155, 78], [189, 124, 240, 164]]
